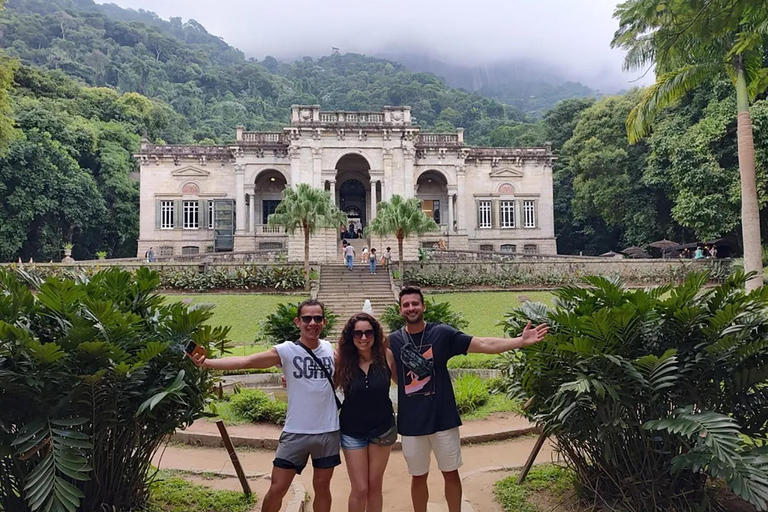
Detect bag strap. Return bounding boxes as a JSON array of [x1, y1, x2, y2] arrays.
[[296, 341, 342, 409]]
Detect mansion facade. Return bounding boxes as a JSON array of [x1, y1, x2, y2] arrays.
[[134, 105, 557, 262]]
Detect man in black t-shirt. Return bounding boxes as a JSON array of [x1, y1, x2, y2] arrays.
[[390, 286, 548, 512]]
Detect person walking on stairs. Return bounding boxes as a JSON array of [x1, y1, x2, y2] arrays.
[[369, 248, 377, 275], [189, 299, 340, 512], [344, 243, 356, 271]]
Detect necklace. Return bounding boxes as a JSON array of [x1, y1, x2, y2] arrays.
[[403, 324, 426, 351]]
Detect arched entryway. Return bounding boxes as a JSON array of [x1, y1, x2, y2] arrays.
[[335, 154, 372, 233], [254, 169, 287, 225], [416, 170, 449, 226]]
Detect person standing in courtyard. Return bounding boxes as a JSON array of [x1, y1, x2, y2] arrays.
[[335, 313, 398, 512], [344, 242, 356, 271], [189, 299, 340, 512], [389, 286, 548, 512]]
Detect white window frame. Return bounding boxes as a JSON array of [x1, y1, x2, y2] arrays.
[[500, 201, 515, 228], [160, 201, 174, 230], [478, 200, 492, 229], [183, 200, 199, 229], [208, 201, 214, 229], [523, 200, 536, 228]]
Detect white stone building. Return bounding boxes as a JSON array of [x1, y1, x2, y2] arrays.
[[134, 105, 557, 262]]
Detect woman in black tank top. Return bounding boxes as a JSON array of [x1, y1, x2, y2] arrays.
[[335, 313, 397, 512]]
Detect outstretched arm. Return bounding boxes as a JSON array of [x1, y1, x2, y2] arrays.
[[467, 321, 548, 354], [189, 346, 281, 370]]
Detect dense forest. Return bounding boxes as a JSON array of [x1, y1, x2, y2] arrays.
[[0, 0, 764, 261]]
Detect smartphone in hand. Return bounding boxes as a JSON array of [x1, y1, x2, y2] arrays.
[[185, 341, 207, 359]]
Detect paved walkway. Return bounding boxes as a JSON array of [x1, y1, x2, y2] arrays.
[[155, 414, 555, 512]]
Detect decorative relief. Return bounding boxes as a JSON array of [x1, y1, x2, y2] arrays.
[[458, 148, 471, 161], [313, 128, 323, 141], [336, 129, 346, 141], [182, 182, 200, 195], [300, 109, 312, 121], [311, 147, 323, 157], [382, 148, 393, 159], [234, 164, 246, 174], [382, 129, 392, 141], [438, 148, 447, 159], [392, 111, 403, 122], [198, 155, 207, 166], [358, 130, 367, 141], [498, 183, 515, 195], [289, 146, 302, 159]]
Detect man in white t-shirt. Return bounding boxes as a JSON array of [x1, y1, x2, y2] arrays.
[[190, 299, 339, 512]]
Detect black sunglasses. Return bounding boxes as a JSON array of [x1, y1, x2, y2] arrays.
[[353, 329, 375, 339], [300, 315, 325, 324]]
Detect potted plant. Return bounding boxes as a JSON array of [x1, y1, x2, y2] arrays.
[[96, 250, 107, 260], [62, 242, 75, 263]]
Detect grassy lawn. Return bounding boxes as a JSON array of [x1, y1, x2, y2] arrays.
[[462, 393, 522, 421], [148, 469, 255, 512], [164, 294, 307, 345], [435, 291, 554, 337]]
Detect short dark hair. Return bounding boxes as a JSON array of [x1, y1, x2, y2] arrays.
[[386, 247, 391, 251], [399, 286, 424, 306], [297, 298, 325, 317]]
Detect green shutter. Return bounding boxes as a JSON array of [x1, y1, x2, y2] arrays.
[[491, 199, 499, 228], [155, 200, 162, 229], [174, 200, 183, 229], [475, 200, 480, 229], [200, 200, 207, 229]]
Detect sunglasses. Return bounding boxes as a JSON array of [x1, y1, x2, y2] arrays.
[[300, 315, 325, 324], [353, 329, 375, 339]]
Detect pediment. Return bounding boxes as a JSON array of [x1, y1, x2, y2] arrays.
[[172, 166, 210, 177], [489, 168, 523, 179]]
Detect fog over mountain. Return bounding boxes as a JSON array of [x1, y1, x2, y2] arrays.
[[96, 0, 652, 94]]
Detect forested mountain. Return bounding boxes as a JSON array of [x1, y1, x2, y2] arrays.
[[0, 0, 530, 145], [379, 52, 598, 117]]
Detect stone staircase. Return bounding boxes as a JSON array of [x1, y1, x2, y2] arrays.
[[317, 253, 396, 340]]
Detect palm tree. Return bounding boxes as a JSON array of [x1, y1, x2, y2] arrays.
[[365, 195, 439, 277], [612, 0, 768, 290], [269, 184, 347, 290]]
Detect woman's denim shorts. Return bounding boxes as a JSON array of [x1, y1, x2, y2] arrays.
[[340, 424, 397, 450]]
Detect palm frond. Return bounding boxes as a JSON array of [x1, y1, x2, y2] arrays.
[[627, 62, 723, 143]]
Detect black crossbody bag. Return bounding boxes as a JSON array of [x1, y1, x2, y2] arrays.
[[400, 327, 434, 379], [296, 341, 342, 410]]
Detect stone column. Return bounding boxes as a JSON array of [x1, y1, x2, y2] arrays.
[[312, 147, 323, 189], [456, 165, 467, 232], [289, 146, 301, 186], [235, 164, 245, 234], [447, 190, 455, 232], [329, 179, 336, 207], [371, 180, 379, 220], [249, 193, 256, 233], [403, 146, 415, 199], [382, 149, 393, 200]]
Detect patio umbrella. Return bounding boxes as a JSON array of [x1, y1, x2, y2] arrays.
[[600, 251, 623, 258], [649, 239, 679, 258], [621, 246, 650, 258]]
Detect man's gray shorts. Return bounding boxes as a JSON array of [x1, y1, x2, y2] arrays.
[[274, 430, 341, 474]]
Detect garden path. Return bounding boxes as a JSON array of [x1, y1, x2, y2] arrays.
[[156, 418, 555, 512]]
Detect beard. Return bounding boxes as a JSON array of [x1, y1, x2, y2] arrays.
[[404, 311, 424, 324]]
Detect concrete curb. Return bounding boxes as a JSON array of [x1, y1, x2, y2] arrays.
[[285, 481, 307, 512], [170, 425, 539, 451]]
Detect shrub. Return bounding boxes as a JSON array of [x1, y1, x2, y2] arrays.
[[381, 297, 469, 332], [229, 390, 287, 425], [148, 470, 255, 512], [159, 265, 307, 291], [0, 267, 230, 512], [447, 353, 500, 369], [503, 271, 768, 511], [258, 302, 338, 344], [493, 464, 574, 512], [453, 374, 490, 415]]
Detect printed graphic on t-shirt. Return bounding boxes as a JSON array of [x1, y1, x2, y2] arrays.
[[292, 355, 334, 379], [403, 346, 434, 396]]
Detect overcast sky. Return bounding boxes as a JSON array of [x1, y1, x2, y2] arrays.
[[97, 0, 653, 92]]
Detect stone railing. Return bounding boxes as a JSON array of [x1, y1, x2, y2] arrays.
[[416, 133, 461, 147], [468, 147, 553, 159], [239, 132, 287, 145], [253, 224, 286, 235], [137, 144, 232, 158], [318, 112, 386, 124]]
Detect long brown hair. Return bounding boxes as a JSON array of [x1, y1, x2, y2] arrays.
[[334, 313, 388, 394]]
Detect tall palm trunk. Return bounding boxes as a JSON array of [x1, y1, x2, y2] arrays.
[[303, 222, 310, 291], [735, 62, 763, 291], [397, 230, 404, 279]]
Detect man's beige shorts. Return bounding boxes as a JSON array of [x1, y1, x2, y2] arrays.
[[400, 427, 462, 476]]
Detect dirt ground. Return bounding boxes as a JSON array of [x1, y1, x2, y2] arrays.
[[153, 435, 557, 512]]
